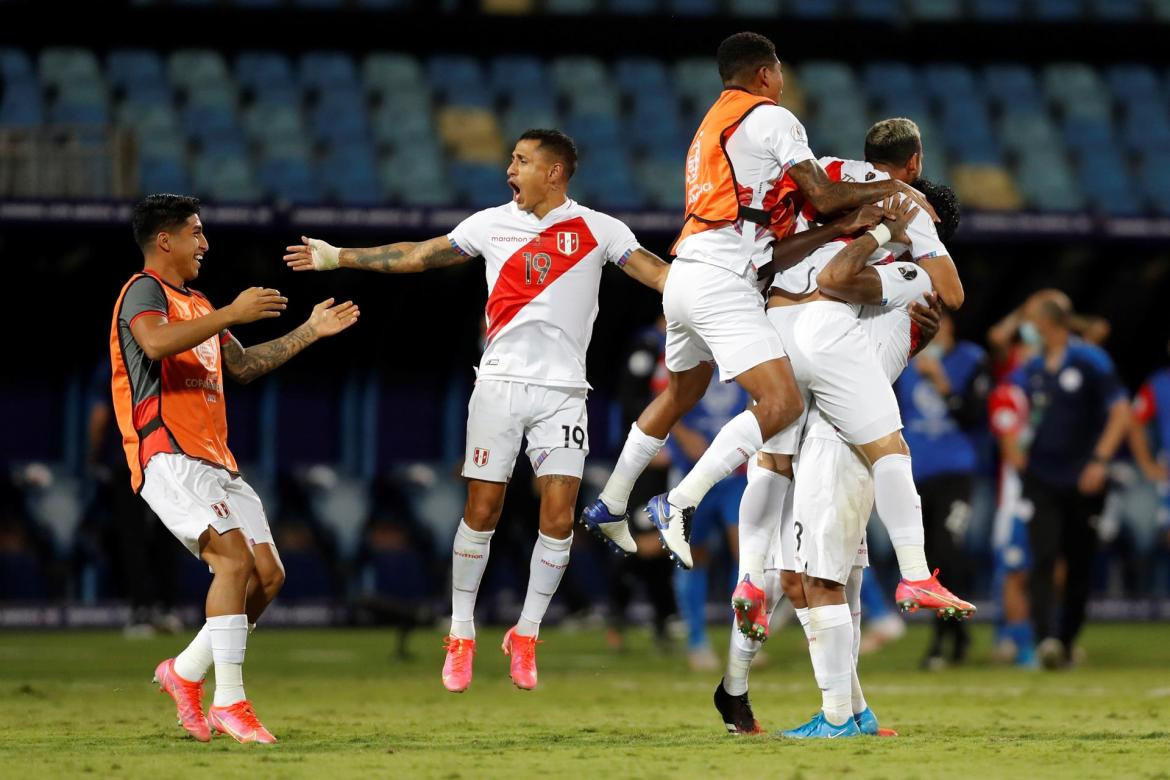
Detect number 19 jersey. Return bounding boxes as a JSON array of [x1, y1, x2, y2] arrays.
[[448, 198, 641, 389]]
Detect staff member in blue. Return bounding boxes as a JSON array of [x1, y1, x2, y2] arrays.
[[895, 310, 990, 669], [1010, 296, 1130, 669], [1128, 339, 1170, 557]]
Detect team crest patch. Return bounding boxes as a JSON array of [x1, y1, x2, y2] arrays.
[[557, 231, 578, 255], [899, 265, 918, 281], [473, 447, 490, 467], [211, 500, 231, 519], [194, 337, 218, 371]]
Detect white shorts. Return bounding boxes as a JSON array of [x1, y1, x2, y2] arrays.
[[764, 301, 902, 449], [463, 380, 588, 482], [663, 258, 786, 383], [140, 453, 274, 559], [792, 436, 874, 584]]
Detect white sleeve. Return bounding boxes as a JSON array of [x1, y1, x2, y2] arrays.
[[874, 261, 933, 308], [899, 206, 949, 262], [597, 214, 640, 266], [446, 209, 492, 258], [756, 106, 816, 173]]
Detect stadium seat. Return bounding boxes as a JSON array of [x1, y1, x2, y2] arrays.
[[1016, 150, 1084, 211], [1122, 101, 1170, 155], [185, 81, 239, 109], [49, 101, 109, 128], [363, 53, 423, 97], [323, 147, 385, 206], [797, 61, 858, 99], [727, 0, 780, 14], [668, 0, 718, 15], [971, 0, 1022, 20], [637, 158, 683, 208], [862, 62, 921, 98], [258, 157, 321, 205], [906, 0, 962, 19], [1139, 152, 1170, 215], [482, 0, 536, 12], [120, 81, 176, 107], [567, 85, 621, 117], [0, 48, 34, 81], [950, 164, 1023, 210], [546, 0, 597, 12], [244, 103, 306, 145], [1062, 115, 1115, 153], [0, 83, 43, 127], [923, 63, 979, 100], [551, 56, 608, 97], [851, 0, 900, 19], [235, 51, 295, 92], [107, 49, 165, 90], [450, 161, 509, 207], [371, 102, 435, 149], [167, 50, 229, 90], [1043, 63, 1104, 110], [488, 55, 546, 98], [999, 110, 1060, 152], [427, 55, 486, 104], [1155, 0, 1170, 20], [299, 51, 358, 93], [381, 147, 453, 206], [983, 64, 1042, 111], [501, 105, 560, 140], [1033, 0, 1084, 20], [789, 0, 841, 16], [1074, 152, 1143, 216], [139, 156, 191, 195], [312, 103, 370, 147], [437, 106, 504, 163], [118, 103, 180, 136], [192, 153, 261, 203], [613, 58, 669, 98], [1090, 0, 1141, 20], [39, 48, 100, 88], [672, 58, 723, 107], [1106, 64, 1162, 104], [564, 114, 622, 152]]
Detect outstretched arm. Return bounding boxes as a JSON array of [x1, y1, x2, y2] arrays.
[[618, 247, 671, 293], [222, 298, 359, 384], [284, 235, 472, 274], [817, 196, 919, 305], [131, 287, 286, 361], [786, 160, 938, 221], [770, 205, 883, 273]]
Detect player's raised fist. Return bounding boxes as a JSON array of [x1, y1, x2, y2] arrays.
[[880, 195, 920, 245], [306, 298, 360, 338], [229, 286, 288, 324], [284, 236, 340, 271]]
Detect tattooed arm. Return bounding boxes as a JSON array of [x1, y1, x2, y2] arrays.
[[283, 235, 471, 274], [222, 298, 360, 384]]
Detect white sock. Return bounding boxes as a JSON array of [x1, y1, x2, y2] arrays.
[[516, 532, 572, 637], [173, 623, 212, 682], [763, 568, 782, 621], [872, 454, 931, 581], [451, 519, 493, 640], [600, 423, 666, 516], [845, 567, 867, 715], [208, 614, 248, 707], [724, 618, 758, 697], [737, 462, 790, 586], [795, 606, 812, 641], [670, 410, 764, 509], [807, 604, 853, 726]]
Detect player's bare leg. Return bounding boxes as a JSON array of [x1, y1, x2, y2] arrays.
[[652, 358, 803, 569], [856, 433, 975, 620], [583, 363, 712, 554], [505, 473, 579, 690], [443, 479, 506, 692], [245, 543, 286, 625]]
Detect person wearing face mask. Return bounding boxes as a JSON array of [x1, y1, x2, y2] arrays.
[[893, 311, 990, 669], [1008, 296, 1131, 669]]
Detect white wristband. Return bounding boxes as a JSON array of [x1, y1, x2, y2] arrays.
[[866, 224, 892, 247], [311, 239, 340, 270]]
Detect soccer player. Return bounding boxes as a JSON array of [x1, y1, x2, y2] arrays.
[[581, 32, 930, 571], [730, 121, 971, 651], [282, 129, 671, 693], [112, 194, 359, 744]]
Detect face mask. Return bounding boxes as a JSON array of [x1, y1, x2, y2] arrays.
[[1019, 321, 1042, 348]]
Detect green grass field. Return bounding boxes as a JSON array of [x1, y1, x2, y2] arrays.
[[1, 622, 1168, 779]]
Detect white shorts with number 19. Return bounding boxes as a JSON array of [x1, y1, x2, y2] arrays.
[[462, 379, 589, 482]]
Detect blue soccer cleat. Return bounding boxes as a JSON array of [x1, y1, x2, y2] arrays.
[[779, 711, 862, 739], [578, 499, 637, 555], [853, 707, 897, 736], [645, 493, 693, 569]]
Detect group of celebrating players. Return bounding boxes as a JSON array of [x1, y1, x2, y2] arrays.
[[111, 31, 973, 743]]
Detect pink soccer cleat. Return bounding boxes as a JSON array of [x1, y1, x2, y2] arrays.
[[895, 569, 976, 620], [731, 575, 769, 642], [501, 627, 540, 690], [206, 700, 277, 744], [442, 636, 476, 693], [152, 658, 210, 742]]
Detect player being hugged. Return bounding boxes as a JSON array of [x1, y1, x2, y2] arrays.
[[284, 129, 671, 693], [112, 195, 359, 744]]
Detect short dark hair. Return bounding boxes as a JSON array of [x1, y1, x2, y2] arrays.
[[716, 32, 778, 84], [131, 194, 201, 252], [865, 118, 923, 167], [912, 178, 961, 243], [1037, 298, 1071, 328], [517, 129, 578, 180]]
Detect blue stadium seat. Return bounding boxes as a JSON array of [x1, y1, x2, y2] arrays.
[[1016, 150, 1083, 211], [192, 153, 261, 203], [250, 81, 303, 107], [184, 104, 245, 147], [1033, 0, 1084, 20], [983, 64, 1042, 111], [39, 48, 101, 87], [443, 83, 494, 109], [299, 51, 358, 92], [546, 0, 597, 12], [790, 0, 841, 16], [244, 104, 306, 145], [1090, 0, 1141, 19], [862, 62, 921, 98], [564, 114, 621, 151], [606, 0, 659, 12], [0, 48, 34, 80], [489, 55, 546, 98], [1139, 152, 1170, 215], [313, 103, 370, 146], [505, 89, 556, 113], [1062, 115, 1115, 152], [363, 53, 423, 96], [294, 0, 345, 7], [381, 145, 451, 205], [551, 56, 608, 97], [1155, 0, 1170, 20], [185, 82, 239, 108], [906, 0, 962, 19], [874, 94, 931, 124], [107, 49, 165, 90], [323, 147, 384, 206], [235, 52, 295, 92], [450, 161, 509, 208], [121, 81, 176, 107], [139, 156, 191, 194], [49, 101, 109, 128], [1106, 64, 1162, 104], [673, 58, 723, 106], [941, 98, 1000, 163], [668, 0, 719, 15], [798, 61, 858, 97], [1122, 101, 1170, 154], [136, 133, 187, 161], [637, 158, 682, 208], [567, 85, 621, 117], [851, 0, 900, 19], [118, 103, 180, 135], [0, 83, 42, 127], [167, 50, 229, 89], [258, 157, 321, 204], [727, 0, 780, 14], [613, 58, 669, 96], [502, 106, 560, 140], [1074, 152, 1142, 216], [427, 55, 485, 102], [1043, 63, 1103, 108], [999, 110, 1060, 152], [923, 63, 979, 100], [372, 102, 434, 148], [971, 0, 1022, 19]]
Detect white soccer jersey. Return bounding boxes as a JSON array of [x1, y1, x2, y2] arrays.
[[447, 199, 640, 389], [773, 156, 949, 295], [675, 104, 816, 274]]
